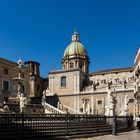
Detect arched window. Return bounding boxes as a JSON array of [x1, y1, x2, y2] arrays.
[[61, 76, 66, 87], [97, 100, 102, 105], [80, 65, 83, 69], [70, 62, 74, 68], [2, 80, 9, 92], [4, 68, 8, 75]]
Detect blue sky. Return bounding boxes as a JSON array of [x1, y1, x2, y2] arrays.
[[0, 0, 140, 77]]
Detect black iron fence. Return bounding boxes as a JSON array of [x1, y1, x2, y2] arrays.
[[0, 113, 133, 139]]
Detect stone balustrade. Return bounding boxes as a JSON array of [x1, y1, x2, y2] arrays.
[[82, 80, 135, 93], [44, 103, 65, 114], [62, 104, 82, 114]]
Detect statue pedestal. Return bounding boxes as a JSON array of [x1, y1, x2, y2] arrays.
[[120, 108, 128, 116], [105, 107, 113, 116], [109, 109, 113, 116]]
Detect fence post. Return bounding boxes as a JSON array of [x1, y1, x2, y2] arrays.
[[112, 115, 117, 135], [97, 115, 99, 133], [22, 113, 24, 138], [66, 110, 68, 136]]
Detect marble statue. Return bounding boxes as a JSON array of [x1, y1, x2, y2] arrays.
[[20, 93, 27, 113], [82, 98, 90, 114], [57, 101, 61, 109], [107, 78, 112, 89], [120, 95, 129, 116], [92, 81, 96, 91], [105, 90, 114, 116], [42, 90, 46, 105], [121, 77, 126, 88], [87, 100, 90, 114], [4, 105, 9, 112], [104, 105, 110, 116], [82, 99, 86, 114], [17, 58, 22, 68], [124, 95, 129, 111]]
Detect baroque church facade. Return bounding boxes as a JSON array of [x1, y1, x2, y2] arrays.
[[0, 31, 140, 116], [48, 31, 140, 116]]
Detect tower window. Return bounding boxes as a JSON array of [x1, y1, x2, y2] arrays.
[[129, 99, 134, 103], [61, 76, 66, 87], [21, 74, 24, 79], [70, 63, 74, 68], [2, 80, 9, 92], [4, 68, 8, 75], [97, 100, 102, 105], [80, 65, 82, 69], [75, 61, 77, 67]]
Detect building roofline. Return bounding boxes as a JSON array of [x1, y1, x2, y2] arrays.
[[134, 45, 140, 64], [90, 66, 134, 76], [0, 57, 18, 66], [24, 61, 40, 65], [49, 68, 84, 74]]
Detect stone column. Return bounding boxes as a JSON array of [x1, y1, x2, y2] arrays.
[[107, 90, 111, 106], [34, 63, 37, 75], [74, 95, 76, 111], [87, 100, 90, 114], [124, 95, 129, 115], [83, 62, 86, 73], [94, 98, 96, 114], [133, 103, 136, 120], [77, 73, 80, 93], [49, 75, 54, 94], [108, 90, 113, 116], [73, 72, 80, 93], [73, 74, 77, 93], [77, 95, 80, 112], [82, 99, 86, 114], [91, 94, 94, 114], [74, 95, 80, 112]]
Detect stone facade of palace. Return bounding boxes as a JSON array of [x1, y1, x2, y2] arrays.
[[0, 58, 48, 103], [0, 31, 140, 116]]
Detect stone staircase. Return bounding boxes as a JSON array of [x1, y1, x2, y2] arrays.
[[61, 104, 82, 114], [44, 102, 82, 114], [44, 103, 65, 114]]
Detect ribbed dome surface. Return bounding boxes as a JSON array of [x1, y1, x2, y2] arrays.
[[63, 41, 87, 57]]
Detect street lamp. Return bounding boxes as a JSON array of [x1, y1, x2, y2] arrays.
[[111, 89, 117, 135]]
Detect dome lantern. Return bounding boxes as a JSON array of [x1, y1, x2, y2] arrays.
[[72, 29, 80, 41]]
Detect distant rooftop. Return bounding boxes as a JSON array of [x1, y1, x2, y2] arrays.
[[0, 57, 17, 66], [90, 66, 134, 76]]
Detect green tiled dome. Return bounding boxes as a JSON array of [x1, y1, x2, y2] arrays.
[[64, 41, 87, 57]]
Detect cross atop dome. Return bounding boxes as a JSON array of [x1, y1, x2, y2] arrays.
[[72, 28, 80, 41]]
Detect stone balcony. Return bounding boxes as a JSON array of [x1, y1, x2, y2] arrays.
[[81, 82, 135, 94]]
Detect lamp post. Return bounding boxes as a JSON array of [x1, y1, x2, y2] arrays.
[[111, 89, 117, 135]]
